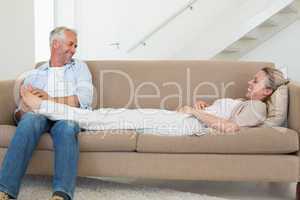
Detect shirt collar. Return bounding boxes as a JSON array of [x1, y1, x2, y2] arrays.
[[39, 59, 75, 71]]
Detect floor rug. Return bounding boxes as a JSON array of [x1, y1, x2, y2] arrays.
[[18, 176, 230, 200]]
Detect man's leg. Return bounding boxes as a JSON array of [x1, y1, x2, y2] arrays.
[[0, 112, 50, 198], [50, 120, 80, 200]]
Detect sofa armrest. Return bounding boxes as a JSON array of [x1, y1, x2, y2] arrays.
[[0, 80, 17, 125], [288, 81, 300, 134]]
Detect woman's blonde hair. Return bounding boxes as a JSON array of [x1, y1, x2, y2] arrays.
[[261, 67, 289, 91]]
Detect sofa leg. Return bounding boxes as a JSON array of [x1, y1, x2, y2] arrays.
[[297, 182, 300, 200]]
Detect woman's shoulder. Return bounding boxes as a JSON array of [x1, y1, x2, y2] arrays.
[[242, 99, 267, 113]]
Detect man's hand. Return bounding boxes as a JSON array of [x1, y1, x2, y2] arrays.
[[193, 100, 209, 110], [30, 88, 49, 100]]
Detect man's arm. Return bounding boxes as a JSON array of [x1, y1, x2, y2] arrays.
[[73, 61, 93, 109], [178, 106, 240, 133], [15, 86, 80, 121], [31, 88, 80, 107], [50, 95, 80, 107]]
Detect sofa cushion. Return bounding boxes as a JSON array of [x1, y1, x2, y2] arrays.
[[263, 85, 288, 127], [0, 80, 17, 125], [137, 127, 299, 154], [288, 81, 300, 133], [0, 125, 137, 152], [78, 130, 137, 152]]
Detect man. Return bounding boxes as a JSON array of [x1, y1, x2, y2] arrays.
[[0, 27, 93, 200]]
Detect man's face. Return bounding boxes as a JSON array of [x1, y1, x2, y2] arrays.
[[54, 30, 78, 64], [246, 70, 273, 100]]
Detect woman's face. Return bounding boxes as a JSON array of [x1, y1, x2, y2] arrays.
[[246, 70, 273, 100]]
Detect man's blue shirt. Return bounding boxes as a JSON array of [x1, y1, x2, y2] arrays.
[[21, 59, 93, 109]]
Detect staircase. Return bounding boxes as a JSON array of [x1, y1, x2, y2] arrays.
[[125, 0, 297, 60], [46, 0, 300, 60], [213, 0, 300, 60]]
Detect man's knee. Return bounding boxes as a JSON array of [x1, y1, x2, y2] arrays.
[[17, 112, 48, 133], [52, 120, 80, 138], [20, 112, 48, 124]]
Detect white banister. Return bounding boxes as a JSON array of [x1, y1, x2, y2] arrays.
[[127, 0, 198, 53]]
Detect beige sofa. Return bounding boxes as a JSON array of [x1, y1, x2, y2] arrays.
[[1, 60, 300, 197]]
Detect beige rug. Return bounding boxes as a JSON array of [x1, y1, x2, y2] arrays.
[[18, 176, 230, 200]]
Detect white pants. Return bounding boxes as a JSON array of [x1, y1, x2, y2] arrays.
[[37, 101, 207, 136]]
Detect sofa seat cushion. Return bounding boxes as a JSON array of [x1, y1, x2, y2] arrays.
[[137, 127, 299, 154], [78, 130, 137, 152], [0, 125, 137, 152]]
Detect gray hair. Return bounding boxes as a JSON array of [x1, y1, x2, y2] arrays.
[[261, 67, 289, 91], [49, 26, 77, 47]]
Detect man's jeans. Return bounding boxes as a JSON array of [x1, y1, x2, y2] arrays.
[[0, 112, 80, 199]]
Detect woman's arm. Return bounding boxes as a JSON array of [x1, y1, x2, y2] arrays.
[[178, 106, 240, 133]]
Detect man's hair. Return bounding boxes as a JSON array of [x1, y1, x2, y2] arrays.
[[49, 26, 77, 47], [261, 67, 289, 91]]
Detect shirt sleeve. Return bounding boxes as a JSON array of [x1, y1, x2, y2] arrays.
[[74, 61, 93, 109], [231, 100, 267, 127], [15, 69, 42, 113], [22, 69, 40, 86]]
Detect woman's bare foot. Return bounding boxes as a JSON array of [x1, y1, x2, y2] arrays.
[[20, 86, 43, 110]]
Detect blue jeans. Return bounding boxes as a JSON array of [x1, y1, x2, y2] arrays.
[[0, 112, 80, 199]]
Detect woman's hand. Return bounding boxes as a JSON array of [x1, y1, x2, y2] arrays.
[[193, 100, 209, 110], [177, 105, 195, 115], [212, 122, 240, 133]]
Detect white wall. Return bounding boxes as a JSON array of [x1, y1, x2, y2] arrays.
[[0, 0, 296, 81], [0, 0, 35, 80], [241, 20, 300, 82], [34, 0, 53, 63], [50, 0, 290, 60]]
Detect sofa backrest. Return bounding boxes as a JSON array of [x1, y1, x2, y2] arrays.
[[288, 81, 300, 133], [0, 80, 17, 125], [86, 60, 273, 110]]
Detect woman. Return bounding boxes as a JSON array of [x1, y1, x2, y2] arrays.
[[20, 67, 287, 136]]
